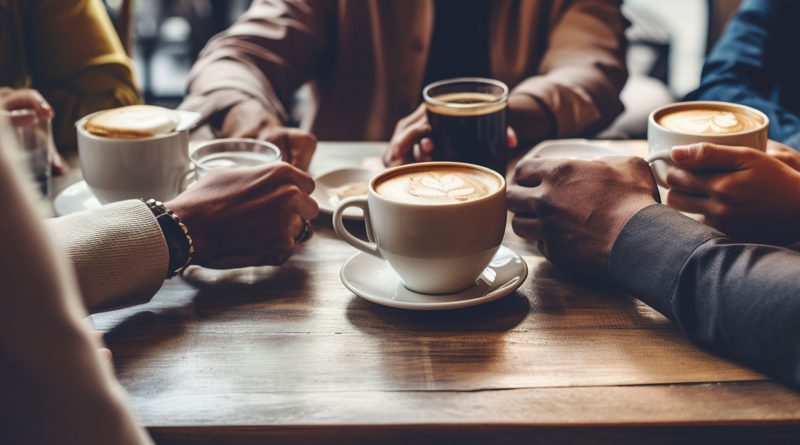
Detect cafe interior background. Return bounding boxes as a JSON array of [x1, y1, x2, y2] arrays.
[[113, 0, 740, 137]]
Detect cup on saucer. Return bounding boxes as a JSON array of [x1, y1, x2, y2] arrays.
[[76, 105, 199, 204], [334, 161, 506, 295]]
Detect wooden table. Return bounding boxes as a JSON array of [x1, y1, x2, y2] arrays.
[[88, 141, 800, 444]]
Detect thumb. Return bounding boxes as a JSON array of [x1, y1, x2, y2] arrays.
[[670, 143, 754, 171]]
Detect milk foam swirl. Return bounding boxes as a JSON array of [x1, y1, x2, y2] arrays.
[[376, 168, 498, 204], [658, 109, 761, 135]]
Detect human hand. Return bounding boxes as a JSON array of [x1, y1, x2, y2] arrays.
[[665, 143, 800, 244], [767, 139, 800, 172], [0, 88, 67, 175], [166, 162, 320, 269], [218, 98, 316, 171], [508, 155, 659, 278], [383, 104, 518, 166]]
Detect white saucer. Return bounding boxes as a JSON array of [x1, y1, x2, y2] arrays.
[[311, 167, 379, 221], [54, 180, 101, 216], [530, 139, 627, 160], [340, 245, 528, 310]]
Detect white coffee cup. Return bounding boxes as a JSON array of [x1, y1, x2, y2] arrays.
[[646, 101, 769, 186], [333, 162, 506, 294], [76, 110, 198, 204]]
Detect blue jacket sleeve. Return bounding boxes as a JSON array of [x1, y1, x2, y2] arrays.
[[686, 0, 800, 146], [609, 204, 800, 389]]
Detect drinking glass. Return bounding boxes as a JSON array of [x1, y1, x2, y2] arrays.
[[190, 138, 282, 180], [5, 109, 53, 197], [423, 77, 509, 174]]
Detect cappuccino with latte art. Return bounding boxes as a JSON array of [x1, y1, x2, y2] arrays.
[[375, 166, 500, 205], [647, 101, 769, 187], [334, 162, 506, 294]]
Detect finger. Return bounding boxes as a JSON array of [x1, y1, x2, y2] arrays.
[[420, 137, 434, 154], [506, 184, 539, 214], [507, 127, 518, 149], [389, 122, 432, 163], [2, 89, 53, 119], [511, 215, 542, 240], [670, 143, 756, 171], [51, 151, 69, 176], [412, 143, 434, 163], [294, 193, 320, 221], [402, 103, 428, 127], [98, 348, 113, 364], [290, 135, 316, 172], [665, 189, 716, 215], [513, 158, 548, 187], [265, 163, 315, 194], [664, 167, 710, 196]]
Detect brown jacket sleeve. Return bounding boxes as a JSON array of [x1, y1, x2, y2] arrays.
[[180, 0, 335, 131], [511, 0, 628, 137]]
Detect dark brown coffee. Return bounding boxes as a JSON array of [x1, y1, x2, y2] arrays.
[[426, 92, 507, 174]]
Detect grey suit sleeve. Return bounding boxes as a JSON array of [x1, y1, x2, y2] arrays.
[[608, 204, 800, 388]]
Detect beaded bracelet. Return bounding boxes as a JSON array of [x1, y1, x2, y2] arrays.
[[141, 198, 195, 278]]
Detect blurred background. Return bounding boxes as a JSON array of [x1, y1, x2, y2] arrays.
[[102, 0, 742, 136]]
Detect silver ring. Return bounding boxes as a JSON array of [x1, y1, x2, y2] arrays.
[[295, 220, 313, 244]]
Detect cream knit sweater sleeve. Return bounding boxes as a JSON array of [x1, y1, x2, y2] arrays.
[[44, 199, 169, 312]]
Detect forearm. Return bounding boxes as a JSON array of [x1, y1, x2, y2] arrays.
[[45, 200, 169, 312], [180, 0, 333, 131], [513, 0, 627, 140], [609, 204, 800, 388]]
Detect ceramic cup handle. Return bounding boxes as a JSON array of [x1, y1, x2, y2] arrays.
[[333, 197, 383, 259], [644, 151, 672, 164]]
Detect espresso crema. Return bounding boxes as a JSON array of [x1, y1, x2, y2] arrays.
[[375, 166, 500, 205], [657, 108, 762, 135]]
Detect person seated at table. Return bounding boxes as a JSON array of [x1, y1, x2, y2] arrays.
[[4, 90, 319, 313], [686, 0, 800, 149], [179, 0, 628, 164], [507, 141, 800, 388], [1, 0, 140, 154], [0, 123, 154, 444]]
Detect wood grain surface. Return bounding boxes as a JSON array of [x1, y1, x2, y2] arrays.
[[88, 141, 800, 444]]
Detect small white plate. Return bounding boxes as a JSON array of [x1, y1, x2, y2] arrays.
[[340, 245, 528, 310], [530, 139, 627, 160], [312, 168, 379, 221], [54, 180, 101, 216]]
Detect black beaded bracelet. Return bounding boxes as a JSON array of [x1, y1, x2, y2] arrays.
[[141, 199, 195, 278]]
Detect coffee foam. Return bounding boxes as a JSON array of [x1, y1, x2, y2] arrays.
[[375, 166, 500, 205], [657, 107, 762, 135], [84, 105, 179, 138], [426, 92, 507, 117]]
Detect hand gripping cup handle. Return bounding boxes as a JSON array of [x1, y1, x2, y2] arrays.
[[333, 197, 383, 259]]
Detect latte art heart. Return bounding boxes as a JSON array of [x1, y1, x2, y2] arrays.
[[375, 166, 500, 205], [658, 108, 762, 135], [414, 174, 477, 198]]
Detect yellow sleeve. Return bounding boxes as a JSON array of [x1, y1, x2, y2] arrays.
[[28, 0, 142, 149]]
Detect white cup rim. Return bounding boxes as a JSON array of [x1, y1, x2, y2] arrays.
[[368, 161, 506, 208], [648, 101, 770, 137]]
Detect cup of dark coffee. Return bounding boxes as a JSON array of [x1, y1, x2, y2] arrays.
[[424, 77, 508, 174], [646, 101, 769, 186], [333, 162, 506, 294]]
